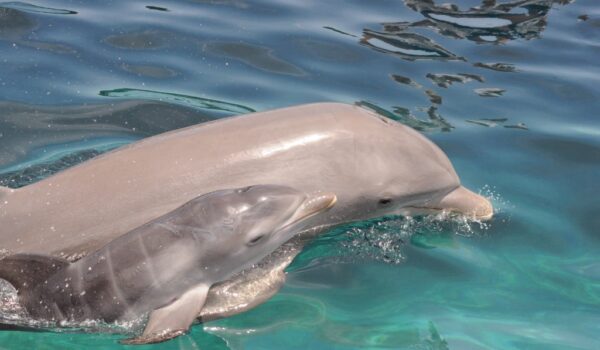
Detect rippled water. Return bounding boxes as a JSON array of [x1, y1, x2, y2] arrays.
[[1, 0, 599, 349]]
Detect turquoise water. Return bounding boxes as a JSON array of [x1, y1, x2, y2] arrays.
[[1, 0, 599, 349]]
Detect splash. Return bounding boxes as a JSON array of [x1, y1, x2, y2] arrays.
[[0, 277, 145, 335], [478, 184, 512, 223], [337, 214, 487, 265], [0, 276, 143, 335], [334, 187, 506, 265]]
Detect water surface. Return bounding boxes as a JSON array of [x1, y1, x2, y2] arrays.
[[0, 0, 599, 349]]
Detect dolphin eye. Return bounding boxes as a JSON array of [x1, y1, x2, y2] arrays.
[[247, 234, 266, 246], [378, 198, 393, 205]]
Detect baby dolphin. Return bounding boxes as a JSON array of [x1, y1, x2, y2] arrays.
[[0, 185, 336, 344]]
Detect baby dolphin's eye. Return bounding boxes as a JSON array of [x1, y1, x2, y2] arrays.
[[247, 234, 265, 246], [378, 198, 392, 205]]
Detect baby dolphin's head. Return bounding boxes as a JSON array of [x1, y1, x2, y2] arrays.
[[172, 185, 336, 276]]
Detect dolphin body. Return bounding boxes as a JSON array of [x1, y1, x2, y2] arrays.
[[0, 185, 336, 344], [0, 103, 491, 257], [0, 102, 493, 333]]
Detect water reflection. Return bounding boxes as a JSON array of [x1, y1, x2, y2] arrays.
[[474, 87, 505, 97], [99, 88, 255, 114], [426, 73, 484, 88], [473, 62, 517, 72], [0, 2, 76, 15], [0, 100, 222, 169], [360, 0, 572, 63], [357, 101, 453, 133], [403, 0, 573, 44], [323, 26, 357, 38], [352, 0, 573, 133], [466, 118, 528, 130], [360, 28, 464, 61]]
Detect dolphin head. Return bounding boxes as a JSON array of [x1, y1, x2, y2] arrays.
[[180, 185, 336, 278], [344, 114, 493, 221]]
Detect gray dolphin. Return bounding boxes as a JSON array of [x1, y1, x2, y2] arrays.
[[0, 102, 493, 329], [0, 103, 491, 258], [0, 185, 337, 344]]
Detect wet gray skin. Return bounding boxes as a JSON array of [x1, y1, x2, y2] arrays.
[[0, 185, 336, 344]]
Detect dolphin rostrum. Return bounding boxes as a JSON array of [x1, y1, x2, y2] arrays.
[[0, 185, 337, 344]]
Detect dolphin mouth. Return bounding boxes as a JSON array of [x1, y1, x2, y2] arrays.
[[282, 192, 337, 228], [407, 186, 493, 221]]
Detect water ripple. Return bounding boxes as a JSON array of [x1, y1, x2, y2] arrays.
[[360, 28, 464, 61], [0, 2, 77, 15], [99, 88, 255, 114]]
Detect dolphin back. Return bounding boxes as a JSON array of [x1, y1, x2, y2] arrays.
[[0, 186, 13, 200], [0, 254, 70, 293]]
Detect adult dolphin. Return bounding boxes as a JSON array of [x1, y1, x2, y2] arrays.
[[0, 102, 492, 260], [0, 185, 337, 344]]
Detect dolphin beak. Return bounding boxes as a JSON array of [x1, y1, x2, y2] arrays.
[[406, 186, 493, 221], [431, 186, 494, 221], [284, 192, 337, 227]]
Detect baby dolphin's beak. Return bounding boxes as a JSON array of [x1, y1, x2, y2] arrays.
[[284, 192, 337, 228], [433, 186, 494, 221]]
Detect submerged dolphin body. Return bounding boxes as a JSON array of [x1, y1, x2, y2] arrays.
[[0, 102, 493, 329], [0, 185, 337, 344]]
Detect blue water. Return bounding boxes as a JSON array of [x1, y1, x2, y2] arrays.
[[1, 0, 599, 349]]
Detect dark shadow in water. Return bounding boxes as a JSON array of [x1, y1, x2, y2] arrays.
[[402, 0, 573, 44], [526, 136, 600, 165], [120, 63, 179, 78], [104, 30, 170, 49], [190, 0, 248, 9], [145, 5, 169, 12], [0, 6, 76, 53], [0, 323, 45, 332], [0, 100, 226, 169], [0, 7, 34, 39], [203, 42, 305, 76]]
